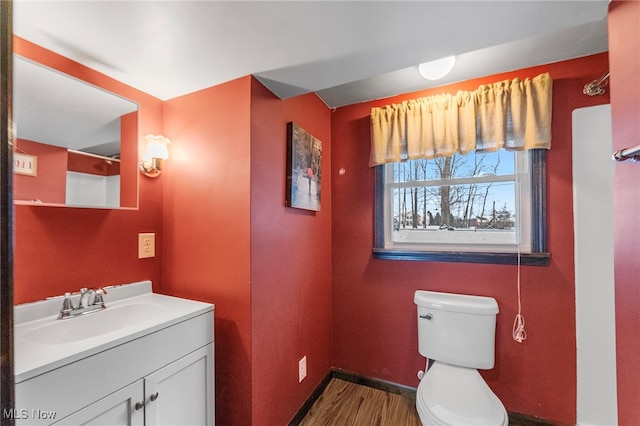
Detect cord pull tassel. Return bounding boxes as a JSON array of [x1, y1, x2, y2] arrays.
[[513, 313, 527, 343]]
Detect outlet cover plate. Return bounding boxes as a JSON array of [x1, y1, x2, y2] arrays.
[[138, 233, 155, 259], [298, 356, 307, 383]]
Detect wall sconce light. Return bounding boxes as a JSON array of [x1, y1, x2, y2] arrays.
[[140, 134, 170, 177], [418, 55, 456, 80]]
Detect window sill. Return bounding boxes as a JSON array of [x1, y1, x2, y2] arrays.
[[372, 248, 550, 266]]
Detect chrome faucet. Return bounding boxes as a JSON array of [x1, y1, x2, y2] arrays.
[[58, 287, 107, 319], [79, 288, 98, 308]]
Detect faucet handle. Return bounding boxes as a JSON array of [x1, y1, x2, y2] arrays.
[[61, 292, 74, 310], [58, 292, 75, 319], [94, 287, 107, 307]]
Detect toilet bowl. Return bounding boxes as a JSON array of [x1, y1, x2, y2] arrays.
[[414, 290, 508, 426], [416, 362, 508, 426]]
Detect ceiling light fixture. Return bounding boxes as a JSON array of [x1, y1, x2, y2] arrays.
[[418, 55, 456, 80]]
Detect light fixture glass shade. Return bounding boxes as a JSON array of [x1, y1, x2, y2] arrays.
[[141, 134, 170, 177], [418, 55, 456, 80], [144, 134, 170, 160]]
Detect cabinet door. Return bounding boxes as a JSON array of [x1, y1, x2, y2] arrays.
[[144, 344, 214, 426], [53, 380, 144, 426]]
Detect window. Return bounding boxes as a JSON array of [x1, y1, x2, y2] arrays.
[[369, 73, 552, 265], [374, 149, 549, 266]]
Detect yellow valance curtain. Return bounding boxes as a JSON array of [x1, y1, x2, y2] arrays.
[[369, 72, 552, 167]]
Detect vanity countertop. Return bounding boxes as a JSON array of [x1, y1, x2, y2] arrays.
[[14, 281, 213, 383]]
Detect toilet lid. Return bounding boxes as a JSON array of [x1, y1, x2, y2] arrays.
[[417, 363, 506, 426]]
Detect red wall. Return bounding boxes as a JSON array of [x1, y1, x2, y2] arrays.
[[161, 77, 333, 426], [331, 53, 609, 424], [14, 139, 67, 203], [250, 79, 332, 425], [120, 111, 138, 208], [609, 2, 640, 425], [161, 77, 253, 426], [15, 16, 634, 425], [13, 38, 164, 304]]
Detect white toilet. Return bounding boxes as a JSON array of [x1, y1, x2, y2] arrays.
[[414, 290, 508, 426]]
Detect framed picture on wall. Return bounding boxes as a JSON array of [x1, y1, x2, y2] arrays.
[[286, 122, 322, 212]]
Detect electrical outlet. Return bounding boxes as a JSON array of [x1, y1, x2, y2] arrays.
[[138, 233, 155, 259], [298, 356, 307, 383]]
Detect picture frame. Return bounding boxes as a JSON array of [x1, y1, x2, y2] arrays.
[[286, 122, 322, 211]]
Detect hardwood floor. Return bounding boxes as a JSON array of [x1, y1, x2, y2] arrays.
[[298, 378, 422, 426], [296, 376, 553, 426]]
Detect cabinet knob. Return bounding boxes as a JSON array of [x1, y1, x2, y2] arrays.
[[135, 401, 145, 411], [150, 392, 159, 402]]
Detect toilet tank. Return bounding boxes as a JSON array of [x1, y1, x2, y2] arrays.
[[414, 290, 499, 370]]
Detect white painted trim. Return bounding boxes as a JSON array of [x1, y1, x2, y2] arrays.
[[572, 104, 618, 426]]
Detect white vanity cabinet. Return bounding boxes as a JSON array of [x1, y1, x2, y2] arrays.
[[54, 380, 145, 425], [14, 282, 214, 426], [144, 344, 213, 425], [54, 344, 214, 426]]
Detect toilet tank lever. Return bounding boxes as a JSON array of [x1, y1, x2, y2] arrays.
[[419, 313, 433, 320]]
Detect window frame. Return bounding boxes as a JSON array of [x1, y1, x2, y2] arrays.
[[373, 149, 550, 266]]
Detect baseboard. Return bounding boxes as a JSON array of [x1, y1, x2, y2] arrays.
[[331, 368, 418, 400], [508, 412, 557, 426], [289, 368, 555, 426], [288, 371, 333, 426]]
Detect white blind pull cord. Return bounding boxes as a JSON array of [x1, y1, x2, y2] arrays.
[[512, 169, 527, 344], [512, 247, 527, 343]]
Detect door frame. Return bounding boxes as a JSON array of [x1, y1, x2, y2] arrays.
[[1, 0, 15, 423]]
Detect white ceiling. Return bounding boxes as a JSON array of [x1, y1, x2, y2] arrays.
[[14, 1, 609, 109]]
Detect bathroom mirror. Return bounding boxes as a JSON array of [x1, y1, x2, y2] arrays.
[[13, 55, 139, 209]]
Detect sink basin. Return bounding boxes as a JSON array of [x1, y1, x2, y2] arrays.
[[22, 302, 166, 345], [14, 280, 214, 384]]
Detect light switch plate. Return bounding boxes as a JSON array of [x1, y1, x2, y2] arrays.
[[138, 233, 155, 259]]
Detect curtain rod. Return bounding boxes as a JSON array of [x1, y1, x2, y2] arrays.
[[613, 144, 640, 162]]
